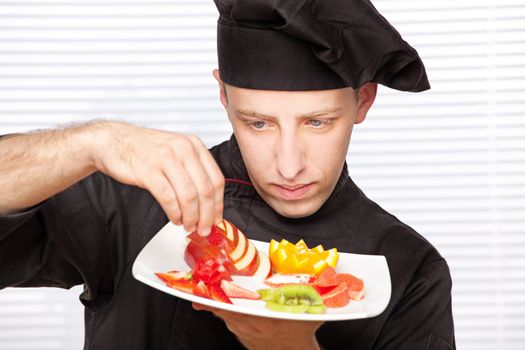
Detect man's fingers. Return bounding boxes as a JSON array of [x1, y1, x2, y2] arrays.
[[188, 136, 225, 226], [144, 172, 182, 225], [162, 156, 200, 233], [192, 303, 243, 323], [180, 137, 221, 236]]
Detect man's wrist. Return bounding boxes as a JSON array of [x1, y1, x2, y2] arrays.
[[78, 120, 117, 173]]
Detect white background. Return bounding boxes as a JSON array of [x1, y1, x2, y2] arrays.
[[0, 0, 524, 349]]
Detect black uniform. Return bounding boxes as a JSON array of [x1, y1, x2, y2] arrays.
[[0, 136, 455, 349]]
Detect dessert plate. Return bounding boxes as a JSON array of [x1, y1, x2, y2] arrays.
[[132, 223, 391, 321]]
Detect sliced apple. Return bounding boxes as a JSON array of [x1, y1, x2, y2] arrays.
[[230, 227, 247, 262], [252, 251, 271, 280], [185, 221, 268, 278], [233, 239, 256, 271], [222, 219, 236, 243], [216, 220, 226, 232]]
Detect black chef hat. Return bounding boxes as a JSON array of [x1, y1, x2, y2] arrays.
[[214, 0, 430, 92]]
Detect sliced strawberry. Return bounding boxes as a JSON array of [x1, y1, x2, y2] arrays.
[[166, 270, 188, 279], [166, 278, 196, 294], [220, 280, 260, 300], [192, 258, 232, 285], [187, 225, 233, 251], [193, 281, 210, 298], [209, 283, 233, 304], [155, 272, 191, 285], [208, 225, 226, 246]]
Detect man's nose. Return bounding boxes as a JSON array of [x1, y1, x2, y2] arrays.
[[275, 132, 306, 181]]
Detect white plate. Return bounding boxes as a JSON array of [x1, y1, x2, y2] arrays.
[[132, 222, 391, 321]]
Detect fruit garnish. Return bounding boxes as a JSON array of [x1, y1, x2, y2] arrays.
[[334, 273, 365, 301], [185, 220, 271, 279], [312, 267, 365, 307], [269, 238, 339, 276], [209, 283, 233, 304], [320, 283, 349, 308], [220, 280, 260, 300], [257, 285, 326, 314], [264, 273, 316, 288], [155, 273, 196, 294], [193, 281, 210, 298], [192, 258, 232, 285]]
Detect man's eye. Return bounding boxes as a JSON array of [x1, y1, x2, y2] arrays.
[[250, 121, 266, 129], [308, 119, 325, 128]]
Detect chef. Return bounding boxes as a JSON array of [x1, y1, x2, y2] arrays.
[[0, 0, 455, 349]]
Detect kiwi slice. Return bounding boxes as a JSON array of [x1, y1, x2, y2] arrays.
[[257, 288, 277, 301], [266, 301, 309, 314], [258, 285, 326, 314], [306, 305, 327, 314]]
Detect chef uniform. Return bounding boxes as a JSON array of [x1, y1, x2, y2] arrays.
[[0, 0, 455, 349]]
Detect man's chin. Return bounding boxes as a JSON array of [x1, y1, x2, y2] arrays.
[[269, 199, 321, 219]]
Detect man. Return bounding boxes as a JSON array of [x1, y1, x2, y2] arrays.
[[0, 0, 455, 349]]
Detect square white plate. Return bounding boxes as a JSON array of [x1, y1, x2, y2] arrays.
[[132, 222, 391, 321]]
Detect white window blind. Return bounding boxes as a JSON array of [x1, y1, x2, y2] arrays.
[[0, 1, 524, 349]]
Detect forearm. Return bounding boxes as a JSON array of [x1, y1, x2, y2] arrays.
[[0, 122, 102, 214]]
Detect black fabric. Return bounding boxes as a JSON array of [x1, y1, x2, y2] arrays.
[[0, 136, 454, 349], [215, 0, 430, 92]]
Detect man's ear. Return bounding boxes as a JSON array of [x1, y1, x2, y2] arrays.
[[212, 69, 228, 108], [355, 83, 378, 124]]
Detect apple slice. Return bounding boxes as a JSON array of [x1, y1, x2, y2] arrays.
[[252, 251, 271, 280], [222, 219, 237, 243], [233, 239, 256, 272], [230, 227, 247, 262]]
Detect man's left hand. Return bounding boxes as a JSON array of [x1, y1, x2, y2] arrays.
[[192, 303, 323, 350]]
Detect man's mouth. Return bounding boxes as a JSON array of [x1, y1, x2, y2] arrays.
[[274, 183, 313, 200]]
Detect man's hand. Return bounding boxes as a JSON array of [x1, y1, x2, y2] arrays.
[[0, 121, 224, 236], [193, 303, 323, 350], [91, 121, 224, 235]]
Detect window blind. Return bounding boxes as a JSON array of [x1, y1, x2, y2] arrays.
[[0, 0, 524, 349]]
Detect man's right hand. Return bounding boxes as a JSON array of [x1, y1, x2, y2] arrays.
[[92, 121, 224, 236], [0, 120, 224, 236]]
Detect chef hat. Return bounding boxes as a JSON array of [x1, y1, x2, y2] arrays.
[[214, 0, 430, 92]]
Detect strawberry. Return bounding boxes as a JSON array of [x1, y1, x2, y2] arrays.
[[192, 258, 232, 285], [166, 278, 196, 294], [207, 225, 226, 246], [155, 272, 191, 285], [220, 280, 260, 300], [166, 270, 189, 279], [193, 281, 210, 298], [209, 283, 233, 304]]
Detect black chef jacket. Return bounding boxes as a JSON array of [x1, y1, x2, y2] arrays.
[[0, 136, 455, 350]]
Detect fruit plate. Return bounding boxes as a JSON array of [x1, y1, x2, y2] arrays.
[[132, 222, 391, 321]]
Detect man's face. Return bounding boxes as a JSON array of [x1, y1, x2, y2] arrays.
[[214, 72, 376, 218]]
